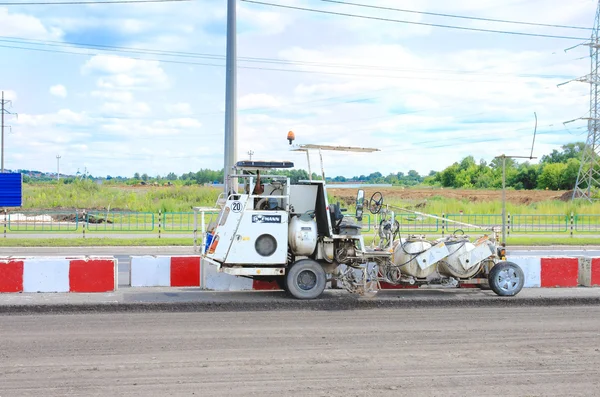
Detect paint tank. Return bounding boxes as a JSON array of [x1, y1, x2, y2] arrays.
[[392, 239, 437, 279], [288, 215, 318, 256], [436, 238, 490, 279]]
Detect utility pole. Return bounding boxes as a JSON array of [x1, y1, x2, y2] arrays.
[[247, 150, 254, 161], [559, 1, 600, 201], [495, 154, 537, 243], [56, 155, 61, 181], [223, 0, 238, 195], [1, 91, 16, 173]]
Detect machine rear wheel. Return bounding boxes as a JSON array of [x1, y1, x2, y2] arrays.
[[488, 261, 524, 296], [286, 259, 327, 300]]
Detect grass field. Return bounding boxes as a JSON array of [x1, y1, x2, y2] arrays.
[[0, 236, 597, 247], [23, 182, 220, 212], [18, 181, 600, 216]]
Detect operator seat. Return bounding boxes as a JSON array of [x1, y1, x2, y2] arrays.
[[329, 203, 362, 235]]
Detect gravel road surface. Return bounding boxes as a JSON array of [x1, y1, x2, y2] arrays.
[[2, 307, 600, 396]]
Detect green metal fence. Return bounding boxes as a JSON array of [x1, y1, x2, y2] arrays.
[[395, 213, 439, 233], [163, 211, 219, 232], [510, 214, 568, 233], [8, 211, 80, 231], [445, 214, 502, 233], [163, 212, 195, 232], [575, 214, 600, 232], [6, 209, 600, 236], [86, 211, 155, 232]]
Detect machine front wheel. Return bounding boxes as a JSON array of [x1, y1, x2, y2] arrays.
[[286, 259, 327, 300], [488, 261, 524, 297]]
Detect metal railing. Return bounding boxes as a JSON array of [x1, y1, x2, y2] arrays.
[[4, 210, 600, 237], [86, 211, 155, 232], [510, 214, 568, 233], [7, 211, 80, 231], [445, 214, 502, 233], [396, 213, 439, 233]]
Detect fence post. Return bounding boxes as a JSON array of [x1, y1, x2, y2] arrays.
[[507, 213, 511, 236], [570, 212, 574, 238], [193, 208, 198, 252], [158, 209, 162, 239], [441, 213, 445, 237], [82, 210, 86, 239], [3, 209, 6, 238]]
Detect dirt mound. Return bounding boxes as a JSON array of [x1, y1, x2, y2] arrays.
[[328, 187, 570, 205]]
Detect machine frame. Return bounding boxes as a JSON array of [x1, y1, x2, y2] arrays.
[[198, 144, 525, 299]]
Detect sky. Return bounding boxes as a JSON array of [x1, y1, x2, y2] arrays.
[[0, 0, 597, 178]]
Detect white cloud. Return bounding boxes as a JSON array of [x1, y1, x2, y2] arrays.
[[0, 7, 62, 40], [81, 55, 170, 90], [239, 93, 282, 110], [91, 90, 134, 103], [101, 101, 151, 117], [50, 84, 67, 98], [165, 102, 193, 116]]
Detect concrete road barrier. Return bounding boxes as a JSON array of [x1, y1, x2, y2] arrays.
[[508, 256, 579, 288], [2, 255, 598, 293], [578, 257, 600, 287], [130, 256, 201, 287], [0, 256, 117, 293], [129, 255, 593, 291]]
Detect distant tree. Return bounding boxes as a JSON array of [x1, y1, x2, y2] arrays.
[[538, 163, 568, 190], [141, 173, 149, 182], [134, 172, 140, 179], [541, 142, 586, 164]]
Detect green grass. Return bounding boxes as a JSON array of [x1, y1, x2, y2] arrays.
[[0, 236, 597, 247], [22, 181, 220, 212], [505, 237, 600, 246], [0, 238, 195, 247], [19, 181, 600, 216], [375, 195, 600, 217]]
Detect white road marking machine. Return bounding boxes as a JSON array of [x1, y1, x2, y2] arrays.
[[199, 140, 525, 299]]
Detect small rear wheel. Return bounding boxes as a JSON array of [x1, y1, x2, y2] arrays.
[[286, 259, 327, 300], [488, 261, 524, 297]]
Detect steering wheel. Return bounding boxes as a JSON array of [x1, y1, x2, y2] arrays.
[[369, 192, 384, 214]]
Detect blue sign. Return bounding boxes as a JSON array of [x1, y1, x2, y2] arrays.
[[0, 173, 23, 207]]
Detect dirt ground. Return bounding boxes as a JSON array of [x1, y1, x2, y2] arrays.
[[2, 307, 599, 396], [328, 187, 569, 205]]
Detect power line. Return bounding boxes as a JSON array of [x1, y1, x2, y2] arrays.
[[0, 43, 578, 85], [317, 0, 593, 31], [241, 0, 589, 41], [0, 36, 578, 80], [0, 0, 187, 5]]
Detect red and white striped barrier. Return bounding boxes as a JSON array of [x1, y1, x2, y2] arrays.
[[132, 255, 587, 291], [0, 256, 117, 293], [130, 256, 201, 287], [507, 256, 579, 288], [130, 256, 279, 290], [578, 257, 600, 287]]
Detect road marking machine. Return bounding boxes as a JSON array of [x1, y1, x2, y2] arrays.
[[198, 136, 524, 299]]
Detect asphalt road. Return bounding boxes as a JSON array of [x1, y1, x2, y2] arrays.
[[1, 307, 600, 396]]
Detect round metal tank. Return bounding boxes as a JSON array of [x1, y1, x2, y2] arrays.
[[437, 239, 482, 279], [288, 215, 318, 256], [392, 239, 437, 279]]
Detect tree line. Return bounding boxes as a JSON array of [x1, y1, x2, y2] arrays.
[[429, 142, 586, 190], [20, 141, 590, 191]]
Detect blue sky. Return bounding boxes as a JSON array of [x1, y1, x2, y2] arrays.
[[0, 0, 596, 178]]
